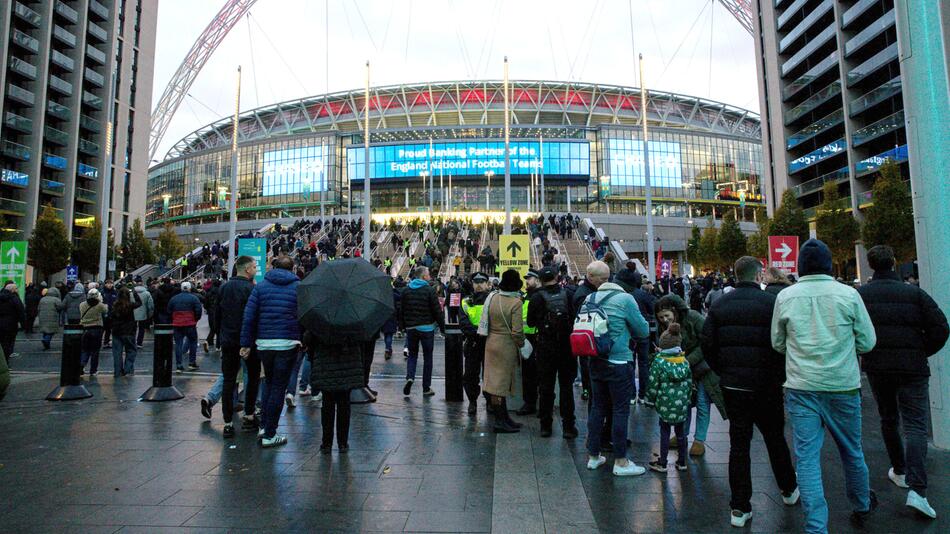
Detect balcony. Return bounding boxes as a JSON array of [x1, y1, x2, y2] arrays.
[[779, 0, 833, 54], [11, 29, 40, 53], [1, 169, 30, 187], [783, 51, 837, 101], [781, 25, 836, 77], [83, 91, 103, 110], [86, 44, 107, 65], [850, 77, 902, 116], [7, 56, 37, 79], [784, 80, 841, 125], [50, 50, 75, 71], [842, 0, 879, 29], [78, 163, 99, 179], [41, 179, 66, 196], [789, 138, 847, 174], [47, 100, 72, 120], [45, 126, 70, 146], [856, 144, 909, 176], [43, 153, 68, 170], [847, 42, 898, 88], [1, 139, 32, 161], [786, 108, 844, 150], [48, 75, 73, 96], [852, 110, 905, 147], [777, 0, 808, 31], [0, 197, 28, 217], [89, 0, 110, 20], [53, 25, 76, 48], [845, 9, 896, 58], [80, 115, 101, 133], [79, 139, 100, 156], [87, 21, 108, 42], [76, 187, 97, 203], [14, 2, 42, 27], [84, 68, 105, 87], [75, 212, 96, 228], [3, 112, 32, 134], [792, 167, 849, 198], [55, 0, 79, 24]]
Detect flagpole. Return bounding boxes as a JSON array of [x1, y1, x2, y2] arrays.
[[363, 61, 371, 260], [225, 66, 241, 280], [539, 135, 545, 213], [640, 53, 656, 283], [503, 56, 511, 235]]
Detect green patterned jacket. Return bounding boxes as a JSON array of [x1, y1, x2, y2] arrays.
[[646, 349, 693, 424]]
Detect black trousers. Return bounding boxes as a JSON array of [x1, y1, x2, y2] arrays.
[[537, 345, 576, 429], [221, 344, 261, 424], [520, 334, 539, 407], [463, 340, 484, 403], [321, 390, 351, 447], [0, 331, 16, 362], [206, 312, 217, 346], [579, 357, 591, 393], [723, 388, 797, 513], [867, 373, 930, 495], [362, 339, 376, 387], [25, 310, 37, 333]]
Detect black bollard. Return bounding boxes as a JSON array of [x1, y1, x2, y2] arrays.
[[46, 326, 93, 401], [443, 291, 464, 402], [139, 324, 183, 401]]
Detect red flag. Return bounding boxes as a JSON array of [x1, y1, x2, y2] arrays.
[[655, 245, 663, 279]]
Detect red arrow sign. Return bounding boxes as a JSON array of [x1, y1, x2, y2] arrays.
[[768, 236, 800, 275]]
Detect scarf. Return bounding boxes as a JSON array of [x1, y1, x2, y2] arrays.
[[476, 290, 522, 336]]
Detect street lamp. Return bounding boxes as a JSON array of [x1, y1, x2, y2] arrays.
[[485, 170, 494, 211], [420, 171, 428, 223]]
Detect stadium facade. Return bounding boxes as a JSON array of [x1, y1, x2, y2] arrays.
[[146, 80, 765, 229]]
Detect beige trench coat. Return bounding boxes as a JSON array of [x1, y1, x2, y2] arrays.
[[483, 293, 525, 396]]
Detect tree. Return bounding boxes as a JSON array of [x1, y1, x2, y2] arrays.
[[697, 218, 720, 271], [122, 219, 155, 271], [717, 210, 748, 269], [72, 220, 115, 278], [815, 182, 861, 276], [686, 225, 702, 267], [770, 189, 809, 243], [27, 205, 71, 281], [862, 161, 916, 263], [156, 223, 185, 264], [746, 207, 771, 258]]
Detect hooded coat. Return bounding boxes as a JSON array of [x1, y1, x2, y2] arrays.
[[647, 349, 693, 423], [63, 285, 86, 323], [37, 288, 65, 334], [0, 290, 25, 334], [240, 268, 301, 347]]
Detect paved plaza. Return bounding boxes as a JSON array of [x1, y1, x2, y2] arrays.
[[1, 330, 949, 533]]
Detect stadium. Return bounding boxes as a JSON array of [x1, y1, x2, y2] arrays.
[[146, 79, 765, 234]]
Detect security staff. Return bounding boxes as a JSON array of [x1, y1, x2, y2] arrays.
[[517, 270, 541, 415], [459, 272, 491, 415]]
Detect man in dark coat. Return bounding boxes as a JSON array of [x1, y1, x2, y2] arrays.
[[24, 283, 41, 334], [701, 256, 799, 528], [858, 245, 949, 519], [0, 283, 25, 362]]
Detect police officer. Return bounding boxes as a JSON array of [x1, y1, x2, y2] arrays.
[[459, 272, 491, 415], [517, 270, 541, 415]]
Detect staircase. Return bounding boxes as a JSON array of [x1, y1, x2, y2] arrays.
[[438, 226, 469, 282], [560, 228, 596, 278]]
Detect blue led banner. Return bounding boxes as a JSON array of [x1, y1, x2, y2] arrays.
[[606, 139, 682, 187], [347, 140, 590, 181], [262, 146, 328, 196]]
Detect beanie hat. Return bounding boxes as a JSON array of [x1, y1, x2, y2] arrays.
[[798, 239, 833, 276], [658, 323, 683, 350], [499, 269, 523, 292]]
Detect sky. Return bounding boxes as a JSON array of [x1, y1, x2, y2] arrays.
[[151, 0, 759, 160]]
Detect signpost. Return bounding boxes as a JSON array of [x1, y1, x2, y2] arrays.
[[237, 238, 266, 283], [0, 241, 28, 301], [768, 236, 800, 276], [66, 265, 79, 282], [499, 235, 530, 278]]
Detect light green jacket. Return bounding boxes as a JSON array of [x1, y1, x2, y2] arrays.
[[771, 274, 877, 392]]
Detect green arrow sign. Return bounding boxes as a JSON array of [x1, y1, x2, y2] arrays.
[[0, 241, 28, 302]]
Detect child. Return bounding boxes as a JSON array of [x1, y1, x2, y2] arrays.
[[647, 323, 692, 472]]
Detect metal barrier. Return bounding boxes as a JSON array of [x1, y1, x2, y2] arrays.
[[46, 326, 92, 401], [139, 324, 184, 401]]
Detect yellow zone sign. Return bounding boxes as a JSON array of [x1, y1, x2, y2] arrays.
[[499, 235, 531, 278]]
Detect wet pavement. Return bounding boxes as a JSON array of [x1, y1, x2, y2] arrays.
[[2, 329, 949, 533]]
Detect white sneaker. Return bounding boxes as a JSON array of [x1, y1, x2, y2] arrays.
[[314, 391, 323, 402], [260, 434, 288, 448], [285, 393, 296, 409], [587, 455, 607, 470], [629, 397, 638, 405], [257, 428, 265, 439], [781, 487, 800, 506], [906, 490, 936, 519], [888, 467, 909, 488], [612, 462, 646, 477], [730, 510, 752, 527]]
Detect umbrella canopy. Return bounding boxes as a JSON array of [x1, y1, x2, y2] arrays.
[[298, 258, 395, 342]]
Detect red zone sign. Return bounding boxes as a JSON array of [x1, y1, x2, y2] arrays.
[[768, 236, 800, 275]]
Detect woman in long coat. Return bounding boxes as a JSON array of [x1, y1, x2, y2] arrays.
[[483, 269, 525, 433], [37, 287, 64, 350]]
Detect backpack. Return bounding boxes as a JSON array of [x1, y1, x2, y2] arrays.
[[570, 292, 619, 358], [539, 290, 572, 341]]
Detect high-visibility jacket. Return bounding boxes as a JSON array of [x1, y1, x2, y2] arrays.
[[462, 296, 485, 328], [384, 259, 392, 268], [522, 292, 537, 335]]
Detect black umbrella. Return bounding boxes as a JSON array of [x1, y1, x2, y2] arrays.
[[297, 258, 394, 343]]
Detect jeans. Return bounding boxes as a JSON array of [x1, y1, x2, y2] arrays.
[[41, 332, 54, 349], [578, 357, 591, 392], [173, 326, 198, 367], [384, 332, 394, 352], [632, 337, 651, 399], [866, 373, 930, 495], [288, 351, 312, 394], [111, 335, 138, 376], [659, 421, 687, 466], [136, 320, 149, 347], [683, 382, 710, 441], [723, 388, 797, 513], [321, 390, 351, 447], [538, 346, 577, 430], [586, 359, 634, 458], [406, 329, 435, 390], [222, 345, 259, 424], [80, 326, 103, 373], [786, 389, 871, 534], [259, 348, 297, 438]]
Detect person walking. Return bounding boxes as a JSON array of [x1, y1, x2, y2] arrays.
[[100, 279, 117, 348], [216, 255, 260, 438], [24, 283, 41, 334], [203, 278, 221, 353], [79, 289, 108, 375], [482, 269, 525, 433], [306, 329, 363, 454], [857, 245, 948, 519], [459, 272, 491, 414], [168, 282, 203, 372], [133, 277, 154, 348], [37, 287, 64, 350], [771, 239, 878, 533], [0, 283, 25, 362], [63, 281, 86, 325], [583, 261, 649, 476], [528, 266, 578, 439], [399, 266, 445, 397], [240, 255, 301, 448], [645, 323, 691, 473], [702, 256, 799, 528], [109, 286, 142, 376]]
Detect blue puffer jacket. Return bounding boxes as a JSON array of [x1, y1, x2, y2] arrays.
[[240, 268, 301, 347]]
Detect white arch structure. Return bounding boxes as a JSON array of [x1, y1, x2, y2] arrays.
[[148, 0, 752, 162]]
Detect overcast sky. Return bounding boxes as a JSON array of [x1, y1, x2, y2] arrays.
[[152, 0, 759, 159]]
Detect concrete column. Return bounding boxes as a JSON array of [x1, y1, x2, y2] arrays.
[[895, 0, 950, 448]]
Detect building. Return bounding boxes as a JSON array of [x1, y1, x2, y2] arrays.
[[146, 80, 765, 233], [0, 0, 156, 244], [752, 0, 907, 221]]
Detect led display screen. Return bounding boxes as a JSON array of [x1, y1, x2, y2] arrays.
[[347, 140, 590, 181], [606, 139, 682, 187], [262, 146, 328, 196]]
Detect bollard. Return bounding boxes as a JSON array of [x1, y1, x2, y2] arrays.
[[139, 324, 183, 401], [47, 326, 93, 401], [443, 291, 464, 402]]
